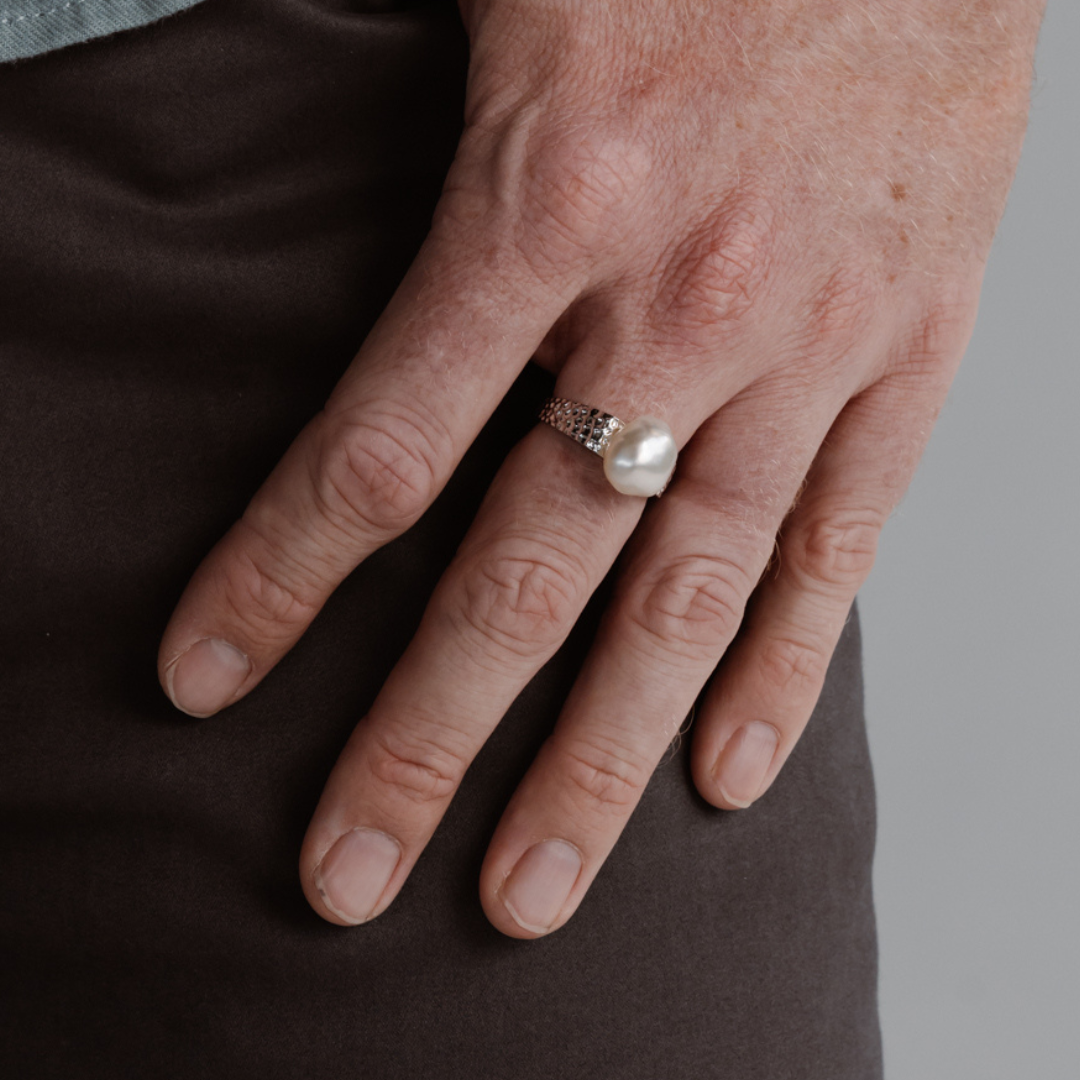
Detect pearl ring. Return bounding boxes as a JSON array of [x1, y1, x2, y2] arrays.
[[538, 396, 678, 498]]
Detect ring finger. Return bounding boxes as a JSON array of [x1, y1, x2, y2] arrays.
[[477, 376, 850, 936]]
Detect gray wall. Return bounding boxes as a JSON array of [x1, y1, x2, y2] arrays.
[[858, 1, 1080, 1075]]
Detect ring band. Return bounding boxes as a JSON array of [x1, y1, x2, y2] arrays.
[[538, 396, 678, 498], [538, 397, 624, 454]]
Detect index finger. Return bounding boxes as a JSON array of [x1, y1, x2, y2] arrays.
[[158, 219, 581, 718]]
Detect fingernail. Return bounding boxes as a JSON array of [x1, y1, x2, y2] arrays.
[[314, 828, 402, 925], [165, 637, 252, 717], [499, 839, 582, 935], [714, 721, 780, 808]]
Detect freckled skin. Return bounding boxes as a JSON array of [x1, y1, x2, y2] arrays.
[[454, 0, 1042, 301]]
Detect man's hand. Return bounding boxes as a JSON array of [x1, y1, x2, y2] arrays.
[[157, 0, 1045, 937]]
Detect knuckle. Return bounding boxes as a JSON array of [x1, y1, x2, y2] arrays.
[[628, 554, 751, 662], [757, 633, 830, 698], [803, 264, 880, 350], [649, 194, 778, 348], [315, 407, 444, 538], [435, 110, 650, 285], [899, 296, 978, 378], [367, 725, 466, 806], [221, 529, 323, 644], [482, 113, 650, 262], [553, 736, 651, 814], [528, 131, 645, 242], [791, 513, 881, 590], [454, 546, 585, 661]]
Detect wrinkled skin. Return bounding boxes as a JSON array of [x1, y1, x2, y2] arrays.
[[158, 0, 1046, 937]]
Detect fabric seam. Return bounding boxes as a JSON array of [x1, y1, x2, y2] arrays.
[[1, 0, 92, 26]]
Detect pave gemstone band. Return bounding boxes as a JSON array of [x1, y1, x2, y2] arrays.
[[538, 397, 624, 454], [538, 396, 678, 498]]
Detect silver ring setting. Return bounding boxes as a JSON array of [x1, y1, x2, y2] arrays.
[[538, 396, 678, 498]]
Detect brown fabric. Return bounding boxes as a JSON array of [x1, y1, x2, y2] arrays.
[[0, 1, 883, 1076]]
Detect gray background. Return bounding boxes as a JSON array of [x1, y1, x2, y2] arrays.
[[858, 1, 1079, 1076]]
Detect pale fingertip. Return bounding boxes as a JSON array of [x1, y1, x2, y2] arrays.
[[163, 637, 252, 718], [312, 827, 403, 926], [711, 721, 780, 809], [496, 838, 583, 937], [716, 787, 755, 810]]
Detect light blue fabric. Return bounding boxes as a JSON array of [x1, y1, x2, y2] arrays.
[[0, 0, 207, 62]]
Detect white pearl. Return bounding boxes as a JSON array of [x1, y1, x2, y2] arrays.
[[602, 416, 677, 497]]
